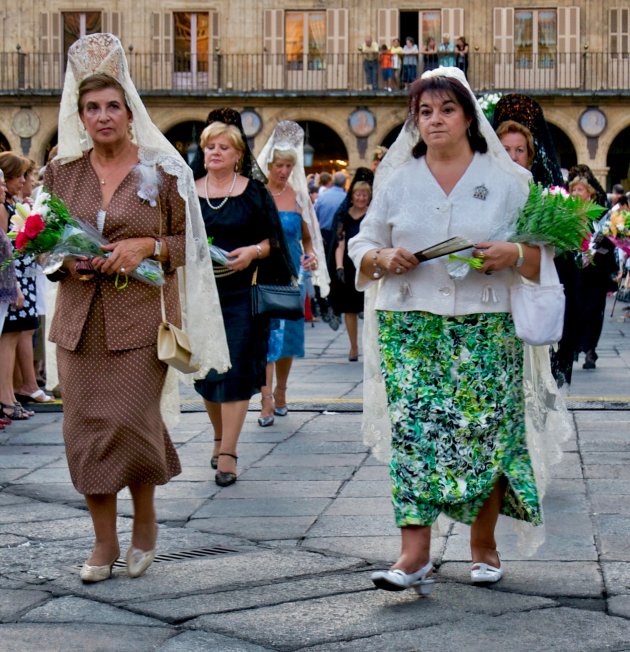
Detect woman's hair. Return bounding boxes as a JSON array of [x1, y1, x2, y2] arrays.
[[496, 119, 535, 168], [0, 151, 29, 181], [77, 73, 130, 113], [199, 122, 246, 158], [408, 76, 487, 158], [351, 180, 372, 201], [406, 36, 415, 45], [270, 149, 297, 167], [456, 36, 468, 46], [568, 176, 596, 198]]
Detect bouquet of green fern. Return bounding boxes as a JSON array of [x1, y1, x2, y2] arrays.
[[448, 183, 602, 270], [511, 183, 601, 254]]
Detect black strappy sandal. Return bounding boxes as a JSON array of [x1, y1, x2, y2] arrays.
[[211, 438, 222, 470], [1, 403, 30, 420], [215, 453, 238, 487]]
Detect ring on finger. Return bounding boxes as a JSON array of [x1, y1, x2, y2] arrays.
[[395, 266, 402, 274], [120, 267, 126, 273]]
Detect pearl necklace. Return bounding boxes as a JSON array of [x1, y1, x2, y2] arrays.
[[270, 183, 288, 197], [205, 172, 237, 211]]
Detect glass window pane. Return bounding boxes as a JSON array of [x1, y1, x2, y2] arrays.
[[307, 13, 325, 69], [174, 13, 192, 73], [286, 12, 304, 69], [515, 10, 533, 69], [538, 10, 556, 69], [197, 13, 209, 72], [421, 11, 440, 44]]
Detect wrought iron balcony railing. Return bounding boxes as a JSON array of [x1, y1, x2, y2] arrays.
[[1, 51, 628, 95]]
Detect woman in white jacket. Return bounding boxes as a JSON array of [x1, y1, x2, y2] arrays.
[[349, 67, 547, 594]]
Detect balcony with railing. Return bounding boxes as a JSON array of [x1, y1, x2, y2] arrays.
[[1, 50, 628, 95]]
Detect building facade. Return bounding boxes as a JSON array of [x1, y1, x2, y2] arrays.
[[0, 0, 628, 187]]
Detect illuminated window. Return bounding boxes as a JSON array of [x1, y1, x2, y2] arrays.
[[285, 11, 325, 70], [420, 11, 441, 45], [515, 9, 557, 69], [63, 12, 101, 61], [174, 12, 209, 74]]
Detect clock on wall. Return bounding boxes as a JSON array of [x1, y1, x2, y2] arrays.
[[578, 108, 607, 138], [12, 108, 40, 138], [240, 109, 262, 139]]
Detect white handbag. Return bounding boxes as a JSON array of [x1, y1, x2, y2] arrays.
[[510, 247, 565, 346]]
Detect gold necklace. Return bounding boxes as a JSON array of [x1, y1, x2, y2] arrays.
[[205, 172, 237, 211], [270, 183, 288, 197]]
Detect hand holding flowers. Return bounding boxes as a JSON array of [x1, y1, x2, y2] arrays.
[[449, 183, 601, 270], [0, 190, 164, 286]]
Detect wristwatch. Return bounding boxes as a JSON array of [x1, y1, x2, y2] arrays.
[[153, 238, 163, 258]]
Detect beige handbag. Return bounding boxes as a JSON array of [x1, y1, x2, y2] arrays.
[[157, 291, 199, 373], [154, 197, 199, 373]]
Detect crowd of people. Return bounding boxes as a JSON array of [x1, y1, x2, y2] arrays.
[[359, 33, 470, 91], [1, 32, 629, 596]]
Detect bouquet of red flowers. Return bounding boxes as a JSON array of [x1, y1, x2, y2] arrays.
[[1, 190, 163, 286]]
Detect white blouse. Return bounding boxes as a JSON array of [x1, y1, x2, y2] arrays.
[[348, 153, 531, 315]]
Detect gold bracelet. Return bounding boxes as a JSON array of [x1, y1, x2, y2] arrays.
[[514, 242, 524, 268]]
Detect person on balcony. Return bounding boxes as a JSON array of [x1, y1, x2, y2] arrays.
[[402, 37, 420, 86], [359, 35, 379, 90], [438, 33, 456, 68]]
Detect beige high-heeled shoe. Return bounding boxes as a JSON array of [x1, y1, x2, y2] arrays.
[[80, 557, 118, 583]]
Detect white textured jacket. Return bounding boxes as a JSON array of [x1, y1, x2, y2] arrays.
[[348, 153, 533, 315]]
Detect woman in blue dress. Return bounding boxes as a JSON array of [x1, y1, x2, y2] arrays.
[[256, 121, 329, 426]]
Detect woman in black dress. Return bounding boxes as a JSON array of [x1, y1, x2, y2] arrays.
[[332, 180, 372, 361], [193, 109, 293, 486]]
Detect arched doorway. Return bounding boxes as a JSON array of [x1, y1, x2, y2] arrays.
[[296, 120, 348, 173], [381, 123, 404, 149], [164, 121, 206, 165], [547, 123, 577, 176], [607, 126, 630, 189], [0, 132, 11, 152]]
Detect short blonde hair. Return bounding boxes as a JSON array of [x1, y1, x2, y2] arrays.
[[270, 149, 297, 167], [351, 180, 372, 201], [200, 122, 245, 154], [569, 176, 596, 199]]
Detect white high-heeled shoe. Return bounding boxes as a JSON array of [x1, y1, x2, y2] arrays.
[[371, 560, 435, 594]]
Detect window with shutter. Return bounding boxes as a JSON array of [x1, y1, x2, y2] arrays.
[[377, 8, 399, 49], [609, 8, 630, 90], [263, 9, 284, 90], [327, 8, 348, 89], [493, 7, 514, 89], [557, 7, 579, 89]]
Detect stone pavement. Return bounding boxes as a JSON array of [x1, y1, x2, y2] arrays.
[[1, 300, 630, 651]]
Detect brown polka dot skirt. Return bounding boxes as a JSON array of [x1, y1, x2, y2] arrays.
[[57, 289, 181, 494]]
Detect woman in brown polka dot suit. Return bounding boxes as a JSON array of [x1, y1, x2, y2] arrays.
[[41, 34, 230, 584]]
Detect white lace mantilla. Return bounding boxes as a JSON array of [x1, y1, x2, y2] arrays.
[[360, 67, 574, 555]]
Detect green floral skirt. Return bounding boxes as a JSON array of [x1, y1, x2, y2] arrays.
[[377, 310, 542, 528]]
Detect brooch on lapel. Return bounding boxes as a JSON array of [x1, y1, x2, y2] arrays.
[[473, 185, 488, 200]]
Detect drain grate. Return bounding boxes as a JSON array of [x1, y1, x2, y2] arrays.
[[80, 545, 241, 569]]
